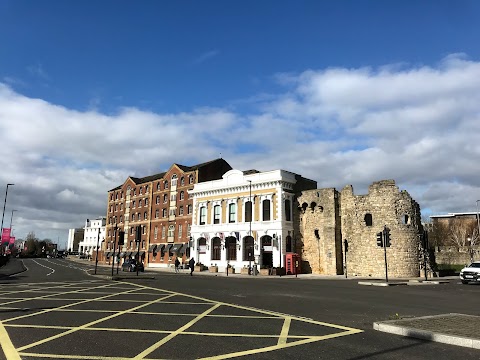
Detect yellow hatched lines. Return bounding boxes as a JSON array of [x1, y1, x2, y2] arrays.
[[0, 280, 363, 359]]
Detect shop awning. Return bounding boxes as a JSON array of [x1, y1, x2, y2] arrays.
[[148, 244, 157, 253], [126, 251, 133, 257], [171, 244, 183, 253], [119, 252, 126, 258], [165, 244, 173, 252], [178, 245, 186, 255], [138, 251, 145, 256], [157, 244, 166, 252]]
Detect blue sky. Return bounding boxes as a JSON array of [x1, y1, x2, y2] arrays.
[[1, 1, 480, 246]]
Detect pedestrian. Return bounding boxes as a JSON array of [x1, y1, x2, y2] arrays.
[[174, 257, 180, 273], [189, 257, 195, 276]]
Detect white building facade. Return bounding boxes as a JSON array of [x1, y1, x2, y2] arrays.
[[78, 217, 106, 256], [189, 169, 306, 273]]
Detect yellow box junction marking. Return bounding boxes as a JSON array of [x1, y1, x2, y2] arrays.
[[0, 280, 363, 359]]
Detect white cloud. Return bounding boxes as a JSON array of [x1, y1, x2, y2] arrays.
[[1, 54, 480, 243]]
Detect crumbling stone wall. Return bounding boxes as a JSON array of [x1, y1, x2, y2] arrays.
[[296, 179, 422, 277]]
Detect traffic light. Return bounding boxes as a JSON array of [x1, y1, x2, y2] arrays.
[[118, 231, 125, 246], [376, 232, 383, 247], [384, 229, 391, 247], [135, 226, 142, 242]]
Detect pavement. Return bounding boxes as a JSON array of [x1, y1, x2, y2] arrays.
[[2, 256, 478, 351]]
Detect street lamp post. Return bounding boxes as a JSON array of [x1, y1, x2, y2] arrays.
[[95, 227, 101, 275], [248, 180, 252, 275], [476, 200, 480, 248], [1, 184, 14, 255]]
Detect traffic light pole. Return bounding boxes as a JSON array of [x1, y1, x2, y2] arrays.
[[383, 226, 388, 283]]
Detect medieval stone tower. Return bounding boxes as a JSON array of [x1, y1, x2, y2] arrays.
[[295, 180, 422, 277]]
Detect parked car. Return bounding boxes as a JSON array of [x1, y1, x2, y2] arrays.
[[459, 262, 480, 284], [122, 259, 144, 272]]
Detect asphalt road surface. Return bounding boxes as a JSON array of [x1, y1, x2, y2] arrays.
[[0, 258, 478, 359]]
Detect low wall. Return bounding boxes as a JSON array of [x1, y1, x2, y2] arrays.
[[435, 246, 480, 265]]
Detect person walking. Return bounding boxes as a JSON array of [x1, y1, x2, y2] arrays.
[[174, 257, 180, 273], [189, 257, 195, 276]]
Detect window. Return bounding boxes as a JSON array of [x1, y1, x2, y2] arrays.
[[187, 204, 192, 214], [132, 201, 136, 208], [139, 187, 143, 195], [157, 182, 161, 191], [145, 198, 148, 206], [142, 225, 146, 235], [198, 238, 207, 253], [110, 205, 113, 213], [164, 180, 169, 189], [180, 177, 185, 186], [144, 212, 148, 220], [130, 227, 134, 235], [162, 226, 166, 238], [262, 199, 270, 221], [169, 208, 176, 216], [212, 237, 221, 260], [115, 192, 118, 200], [171, 174, 177, 187], [189, 175, 194, 184], [243, 236, 254, 261], [162, 208, 167, 217], [155, 210, 159, 218], [364, 213, 373, 227], [168, 225, 175, 238], [163, 194, 168, 203], [120, 216, 123, 223], [286, 236, 292, 252], [120, 203, 123, 211], [178, 224, 182, 238], [214, 205, 221, 224], [156, 195, 160, 204], [133, 189, 136, 196], [199, 206, 206, 225], [229, 203, 236, 223], [145, 185, 149, 192], [170, 194, 176, 201], [402, 214, 410, 225], [179, 191, 184, 200], [137, 213, 141, 221], [179, 206, 184, 215], [245, 201, 252, 222], [139, 199, 142, 207], [285, 199, 291, 221], [187, 224, 191, 236], [154, 226, 158, 239], [131, 214, 135, 221]]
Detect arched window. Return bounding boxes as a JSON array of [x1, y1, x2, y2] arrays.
[[144, 212, 148, 220], [179, 191, 184, 200], [179, 206, 184, 215], [198, 238, 207, 253], [212, 237, 221, 260], [180, 176, 185, 186], [171, 174, 177, 187], [364, 213, 373, 227], [168, 225, 175, 238], [243, 236, 254, 261], [131, 214, 135, 221], [187, 204, 192, 214], [157, 182, 161, 191], [199, 206, 206, 225], [285, 199, 291, 221], [164, 180, 169, 189], [156, 195, 160, 204], [137, 213, 141, 221], [214, 205, 221, 224], [163, 194, 168, 203], [262, 199, 271, 221], [225, 236, 237, 261], [229, 203, 236, 223], [245, 201, 252, 222], [139, 199, 142, 207], [155, 210, 159, 218], [286, 235, 293, 252], [162, 208, 167, 217], [189, 175, 194, 184], [154, 226, 158, 239]]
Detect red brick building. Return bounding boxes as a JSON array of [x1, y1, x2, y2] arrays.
[[104, 158, 232, 268]]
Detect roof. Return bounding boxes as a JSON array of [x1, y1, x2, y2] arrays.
[[430, 212, 480, 218], [109, 158, 228, 192]]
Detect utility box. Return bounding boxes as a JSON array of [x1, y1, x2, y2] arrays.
[[285, 253, 301, 275]]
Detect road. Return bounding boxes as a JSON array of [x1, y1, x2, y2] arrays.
[[0, 258, 478, 359]]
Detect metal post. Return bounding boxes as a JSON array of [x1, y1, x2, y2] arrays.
[[476, 200, 480, 250], [111, 226, 117, 277], [423, 230, 428, 281], [383, 225, 388, 283], [95, 227, 101, 274], [1, 184, 14, 254], [136, 233, 141, 276], [344, 239, 348, 279], [248, 180, 252, 275]]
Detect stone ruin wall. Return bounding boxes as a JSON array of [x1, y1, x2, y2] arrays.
[[295, 179, 422, 277], [295, 188, 342, 275], [341, 180, 421, 278]]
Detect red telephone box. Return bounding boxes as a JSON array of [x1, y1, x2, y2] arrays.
[[285, 253, 301, 275]]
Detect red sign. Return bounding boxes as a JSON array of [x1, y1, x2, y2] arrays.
[[9, 236, 15, 245], [1, 228, 11, 244]]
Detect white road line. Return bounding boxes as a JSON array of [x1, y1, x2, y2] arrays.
[[32, 260, 55, 276]]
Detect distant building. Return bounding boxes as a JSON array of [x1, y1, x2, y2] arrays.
[[67, 228, 84, 252], [78, 217, 106, 256]]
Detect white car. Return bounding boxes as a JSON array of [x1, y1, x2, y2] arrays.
[[459, 262, 480, 284]]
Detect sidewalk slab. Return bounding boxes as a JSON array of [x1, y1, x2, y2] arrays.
[[358, 281, 408, 286], [374, 313, 480, 349]]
